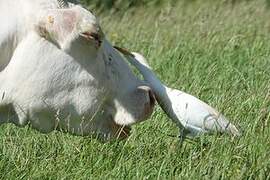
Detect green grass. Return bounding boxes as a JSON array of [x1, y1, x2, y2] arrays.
[[1, 0, 270, 179]]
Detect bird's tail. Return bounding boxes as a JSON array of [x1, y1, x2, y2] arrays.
[[204, 114, 241, 137]]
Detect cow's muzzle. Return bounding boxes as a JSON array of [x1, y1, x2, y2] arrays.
[[137, 85, 156, 120]]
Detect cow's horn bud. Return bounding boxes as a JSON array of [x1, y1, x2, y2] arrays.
[[57, 0, 68, 8]]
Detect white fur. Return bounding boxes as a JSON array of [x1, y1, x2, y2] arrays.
[[0, 0, 154, 140]]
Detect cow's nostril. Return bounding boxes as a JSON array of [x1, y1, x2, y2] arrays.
[[137, 85, 155, 107], [148, 89, 155, 107]]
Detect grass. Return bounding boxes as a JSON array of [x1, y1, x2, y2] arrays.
[[1, 0, 270, 179]]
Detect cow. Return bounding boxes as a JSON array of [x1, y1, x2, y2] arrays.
[[0, 0, 155, 140]]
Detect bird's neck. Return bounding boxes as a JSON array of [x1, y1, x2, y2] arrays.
[[143, 70, 165, 94], [129, 60, 167, 97]]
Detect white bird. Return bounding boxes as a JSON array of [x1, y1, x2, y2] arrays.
[[114, 46, 241, 139]]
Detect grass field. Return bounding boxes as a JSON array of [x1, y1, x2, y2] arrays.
[[1, 0, 270, 179]]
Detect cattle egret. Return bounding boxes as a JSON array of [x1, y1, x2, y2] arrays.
[[115, 47, 241, 139]]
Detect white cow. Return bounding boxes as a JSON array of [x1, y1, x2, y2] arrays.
[[0, 0, 155, 140]]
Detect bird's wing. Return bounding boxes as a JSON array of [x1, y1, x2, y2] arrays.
[[168, 89, 240, 135]]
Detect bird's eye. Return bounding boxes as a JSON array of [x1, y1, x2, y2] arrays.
[[108, 55, 113, 62]]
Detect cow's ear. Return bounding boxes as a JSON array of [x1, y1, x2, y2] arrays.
[[35, 9, 78, 48], [35, 22, 53, 45]]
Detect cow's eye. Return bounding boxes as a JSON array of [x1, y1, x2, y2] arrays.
[[80, 31, 102, 48]]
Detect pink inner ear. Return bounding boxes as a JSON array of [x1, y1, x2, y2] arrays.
[[61, 10, 77, 34], [46, 9, 78, 45]]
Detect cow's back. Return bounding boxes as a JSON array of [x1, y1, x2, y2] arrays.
[[0, 1, 22, 71]]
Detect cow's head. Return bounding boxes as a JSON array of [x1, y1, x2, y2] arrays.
[[27, 5, 155, 139]]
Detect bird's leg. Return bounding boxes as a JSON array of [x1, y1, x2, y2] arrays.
[[178, 127, 187, 147]]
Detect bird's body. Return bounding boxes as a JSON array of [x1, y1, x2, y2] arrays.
[[115, 47, 240, 138]]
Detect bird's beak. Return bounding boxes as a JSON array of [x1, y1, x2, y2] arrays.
[[113, 46, 135, 57]]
